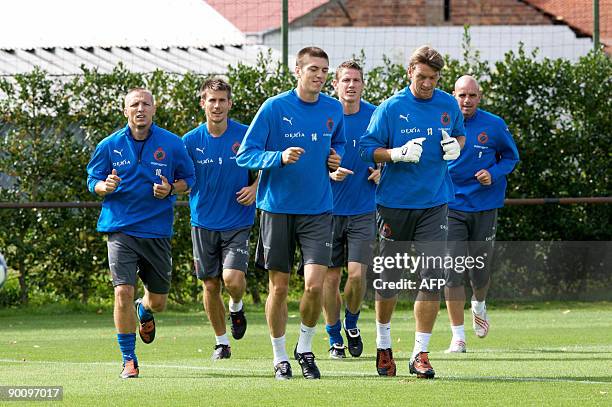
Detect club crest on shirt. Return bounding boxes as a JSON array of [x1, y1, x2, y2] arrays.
[[231, 141, 241, 155], [154, 147, 166, 161], [326, 117, 334, 131], [477, 132, 489, 144], [440, 112, 450, 126]]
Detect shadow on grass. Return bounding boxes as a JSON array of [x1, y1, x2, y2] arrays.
[[520, 349, 612, 354], [129, 372, 612, 383], [0, 312, 268, 332], [436, 356, 612, 362], [439, 375, 612, 384], [140, 372, 391, 380]]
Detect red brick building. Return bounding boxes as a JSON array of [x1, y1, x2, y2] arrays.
[[207, 0, 609, 52]]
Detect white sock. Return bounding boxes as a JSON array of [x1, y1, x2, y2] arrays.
[[472, 300, 486, 314], [412, 332, 431, 360], [451, 325, 465, 342], [376, 321, 392, 349], [271, 335, 288, 365], [229, 299, 243, 313], [215, 334, 230, 346], [296, 322, 316, 354]]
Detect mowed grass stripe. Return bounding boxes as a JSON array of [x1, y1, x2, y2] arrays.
[[0, 358, 610, 384]]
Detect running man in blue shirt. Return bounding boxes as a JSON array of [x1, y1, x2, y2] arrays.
[[183, 79, 258, 361], [237, 47, 346, 380], [360, 46, 465, 379], [86, 88, 195, 379], [324, 60, 379, 359], [444, 75, 519, 353]]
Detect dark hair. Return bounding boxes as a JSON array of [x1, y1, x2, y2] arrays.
[[335, 60, 363, 80], [200, 78, 232, 100], [296, 47, 329, 67], [409, 45, 445, 72]]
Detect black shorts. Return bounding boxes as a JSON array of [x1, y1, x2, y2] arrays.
[[256, 211, 332, 273], [375, 204, 448, 296], [330, 212, 376, 268], [191, 226, 251, 280], [445, 209, 497, 289], [107, 232, 172, 294]]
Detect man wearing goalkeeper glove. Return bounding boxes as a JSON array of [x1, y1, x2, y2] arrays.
[[359, 45, 465, 379]]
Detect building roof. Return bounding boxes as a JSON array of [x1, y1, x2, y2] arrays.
[[0, 0, 280, 75], [205, 0, 329, 33], [523, 0, 611, 51], [0, 0, 245, 50], [0, 45, 276, 75]]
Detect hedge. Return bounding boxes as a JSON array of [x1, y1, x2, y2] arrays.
[[0, 38, 610, 306]]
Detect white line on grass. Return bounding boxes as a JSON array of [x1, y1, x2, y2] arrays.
[[0, 359, 609, 384]]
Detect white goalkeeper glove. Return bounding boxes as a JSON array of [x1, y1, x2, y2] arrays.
[[440, 130, 460, 160], [390, 137, 426, 163]]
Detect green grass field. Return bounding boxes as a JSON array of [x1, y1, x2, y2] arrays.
[[1, 303, 610, 406]]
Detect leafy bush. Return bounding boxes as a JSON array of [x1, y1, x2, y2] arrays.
[[0, 38, 609, 305]]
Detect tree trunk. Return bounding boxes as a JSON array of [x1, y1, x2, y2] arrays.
[[250, 284, 261, 305]]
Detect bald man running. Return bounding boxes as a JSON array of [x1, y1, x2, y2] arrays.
[[444, 75, 519, 353]]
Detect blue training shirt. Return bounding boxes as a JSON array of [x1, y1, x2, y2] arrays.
[[236, 89, 346, 214], [183, 119, 256, 231], [87, 124, 196, 238], [448, 108, 519, 212], [332, 100, 377, 216], [359, 87, 465, 209]]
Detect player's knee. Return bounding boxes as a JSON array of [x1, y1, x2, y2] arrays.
[[304, 282, 323, 298], [148, 300, 166, 313], [347, 262, 366, 280], [346, 270, 363, 285], [223, 271, 245, 292], [203, 278, 221, 294], [324, 270, 341, 287], [224, 279, 245, 296], [269, 282, 289, 299], [444, 285, 466, 301], [114, 285, 134, 308]]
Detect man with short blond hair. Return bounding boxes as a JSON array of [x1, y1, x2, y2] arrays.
[[87, 88, 195, 379]]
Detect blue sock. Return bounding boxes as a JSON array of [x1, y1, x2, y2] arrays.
[[344, 308, 360, 330], [137, 301, 153, 321], [117, 333, 138, 365], [326, 320, 343, 346]]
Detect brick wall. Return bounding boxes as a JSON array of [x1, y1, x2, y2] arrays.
[[293, 0, 552, 27]]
